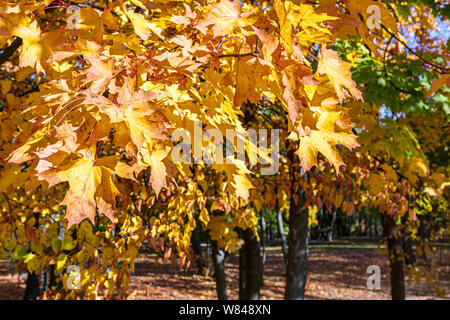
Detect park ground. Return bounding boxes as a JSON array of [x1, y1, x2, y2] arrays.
[[0, 239, 448, 300]]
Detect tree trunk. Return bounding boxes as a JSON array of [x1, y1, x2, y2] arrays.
[[402, 236, 416, 266], [24, 271, 40, 300], [24, 211, 41, 299], [276, 199, 288, 264], [400, 212, 416, 266], [212, 240, 227, 300], [239, 228, 262, 300], [49, 265, 58, 289], [260, 213, 266, 288], [239, 236, 247, 300], [327, 208, 337, 242], [260, 213, 266, 266], [191, 221, 207, 274], [382, 214, 406, 300], [285, 181, 309, 300]]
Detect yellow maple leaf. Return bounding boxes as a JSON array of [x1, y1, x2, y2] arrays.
[[197, 0, 256, 38], [126, 11, 164, 41], [317, 46, 363, 103], [10, 16, 46, 74], [274, 0, 293, 55], [297, 130, 359, 173], [37, 151, 136, 227]]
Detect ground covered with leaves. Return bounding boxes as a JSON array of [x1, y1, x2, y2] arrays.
[[0, 240, 448, 300]]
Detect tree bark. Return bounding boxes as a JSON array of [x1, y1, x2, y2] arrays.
[[260, 213, 266, 266], [327, 208, 337, 242], [401, 211, 416, 266], [212, 240, 227, 300], [382, 214, 406, 300], [276, 199, 288, 264], [238, 226, 263, 300], [24, 271, 40, 300], [242, 228, 262, 299], [0, 38, 22, 65], [285, 179, 309, 300], [24, 211, 41, 299], [239, 236, 247, 300], [191, 221, 207, 274], [402, 236, 416, 266], [238, 228, 262, 300]]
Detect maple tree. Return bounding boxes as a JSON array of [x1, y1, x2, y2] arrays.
[[0, 0, 448, 300]]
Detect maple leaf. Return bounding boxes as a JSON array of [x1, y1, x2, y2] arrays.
[[8, 16, 48, 74], [346, 0, 398, 33], [37, 151, 136, 227], [274, 0, 293, 56], [280, 64, 316, 125], [233, 56, 270, 107], [197, 0, 256, 38], [297, 130, 359, 174], [152, 51, 202, 74], [142, 147, 169, 196], [126, 11, 164, 41], [170, 3, 194, 26], [54, 122, 79, 153], [83, 80, 168, 154], [252, 27, 280, 61], [212, 157, 254, 201], [6, 130, 46, 164], [83, 53, 121, 94], [287, 3, 338, 34], [426, 74, 450, 98], [317, 47, 363, 103], [0, 163, 29, 192]]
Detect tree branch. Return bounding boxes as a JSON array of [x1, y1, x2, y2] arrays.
[[381, 24, 449, 74], [218, 51, 257, 59], [0, 38, 22, 65], [218, 38, 259, 59], [382, 36, 418, 96]]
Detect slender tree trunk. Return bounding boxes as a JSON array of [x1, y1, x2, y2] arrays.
[[24, 271, 40, 300], [402, 236, 416, 266], [239, 236, 247, 300], [191, 222, 206, 274], [239, 228, 262, 300], [260, 213, 266, 266], [24, 211, 41, 299], [401, 209, 416, 266], [285, 179, 309, 300], [401, 217, 416, 266], [212, 240, 227, 300], [382, 214, 406, 300], [327, 208, 337, 242], [49, 265, 58, 289], [276, 199, 288, 264], [260, 213, 266, 288]]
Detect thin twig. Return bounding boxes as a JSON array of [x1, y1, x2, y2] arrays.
[[218, 51, 257, 59], [381, 24, 449, 74], [218, 38, 259, 59], [383, 36, 417, 95]]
